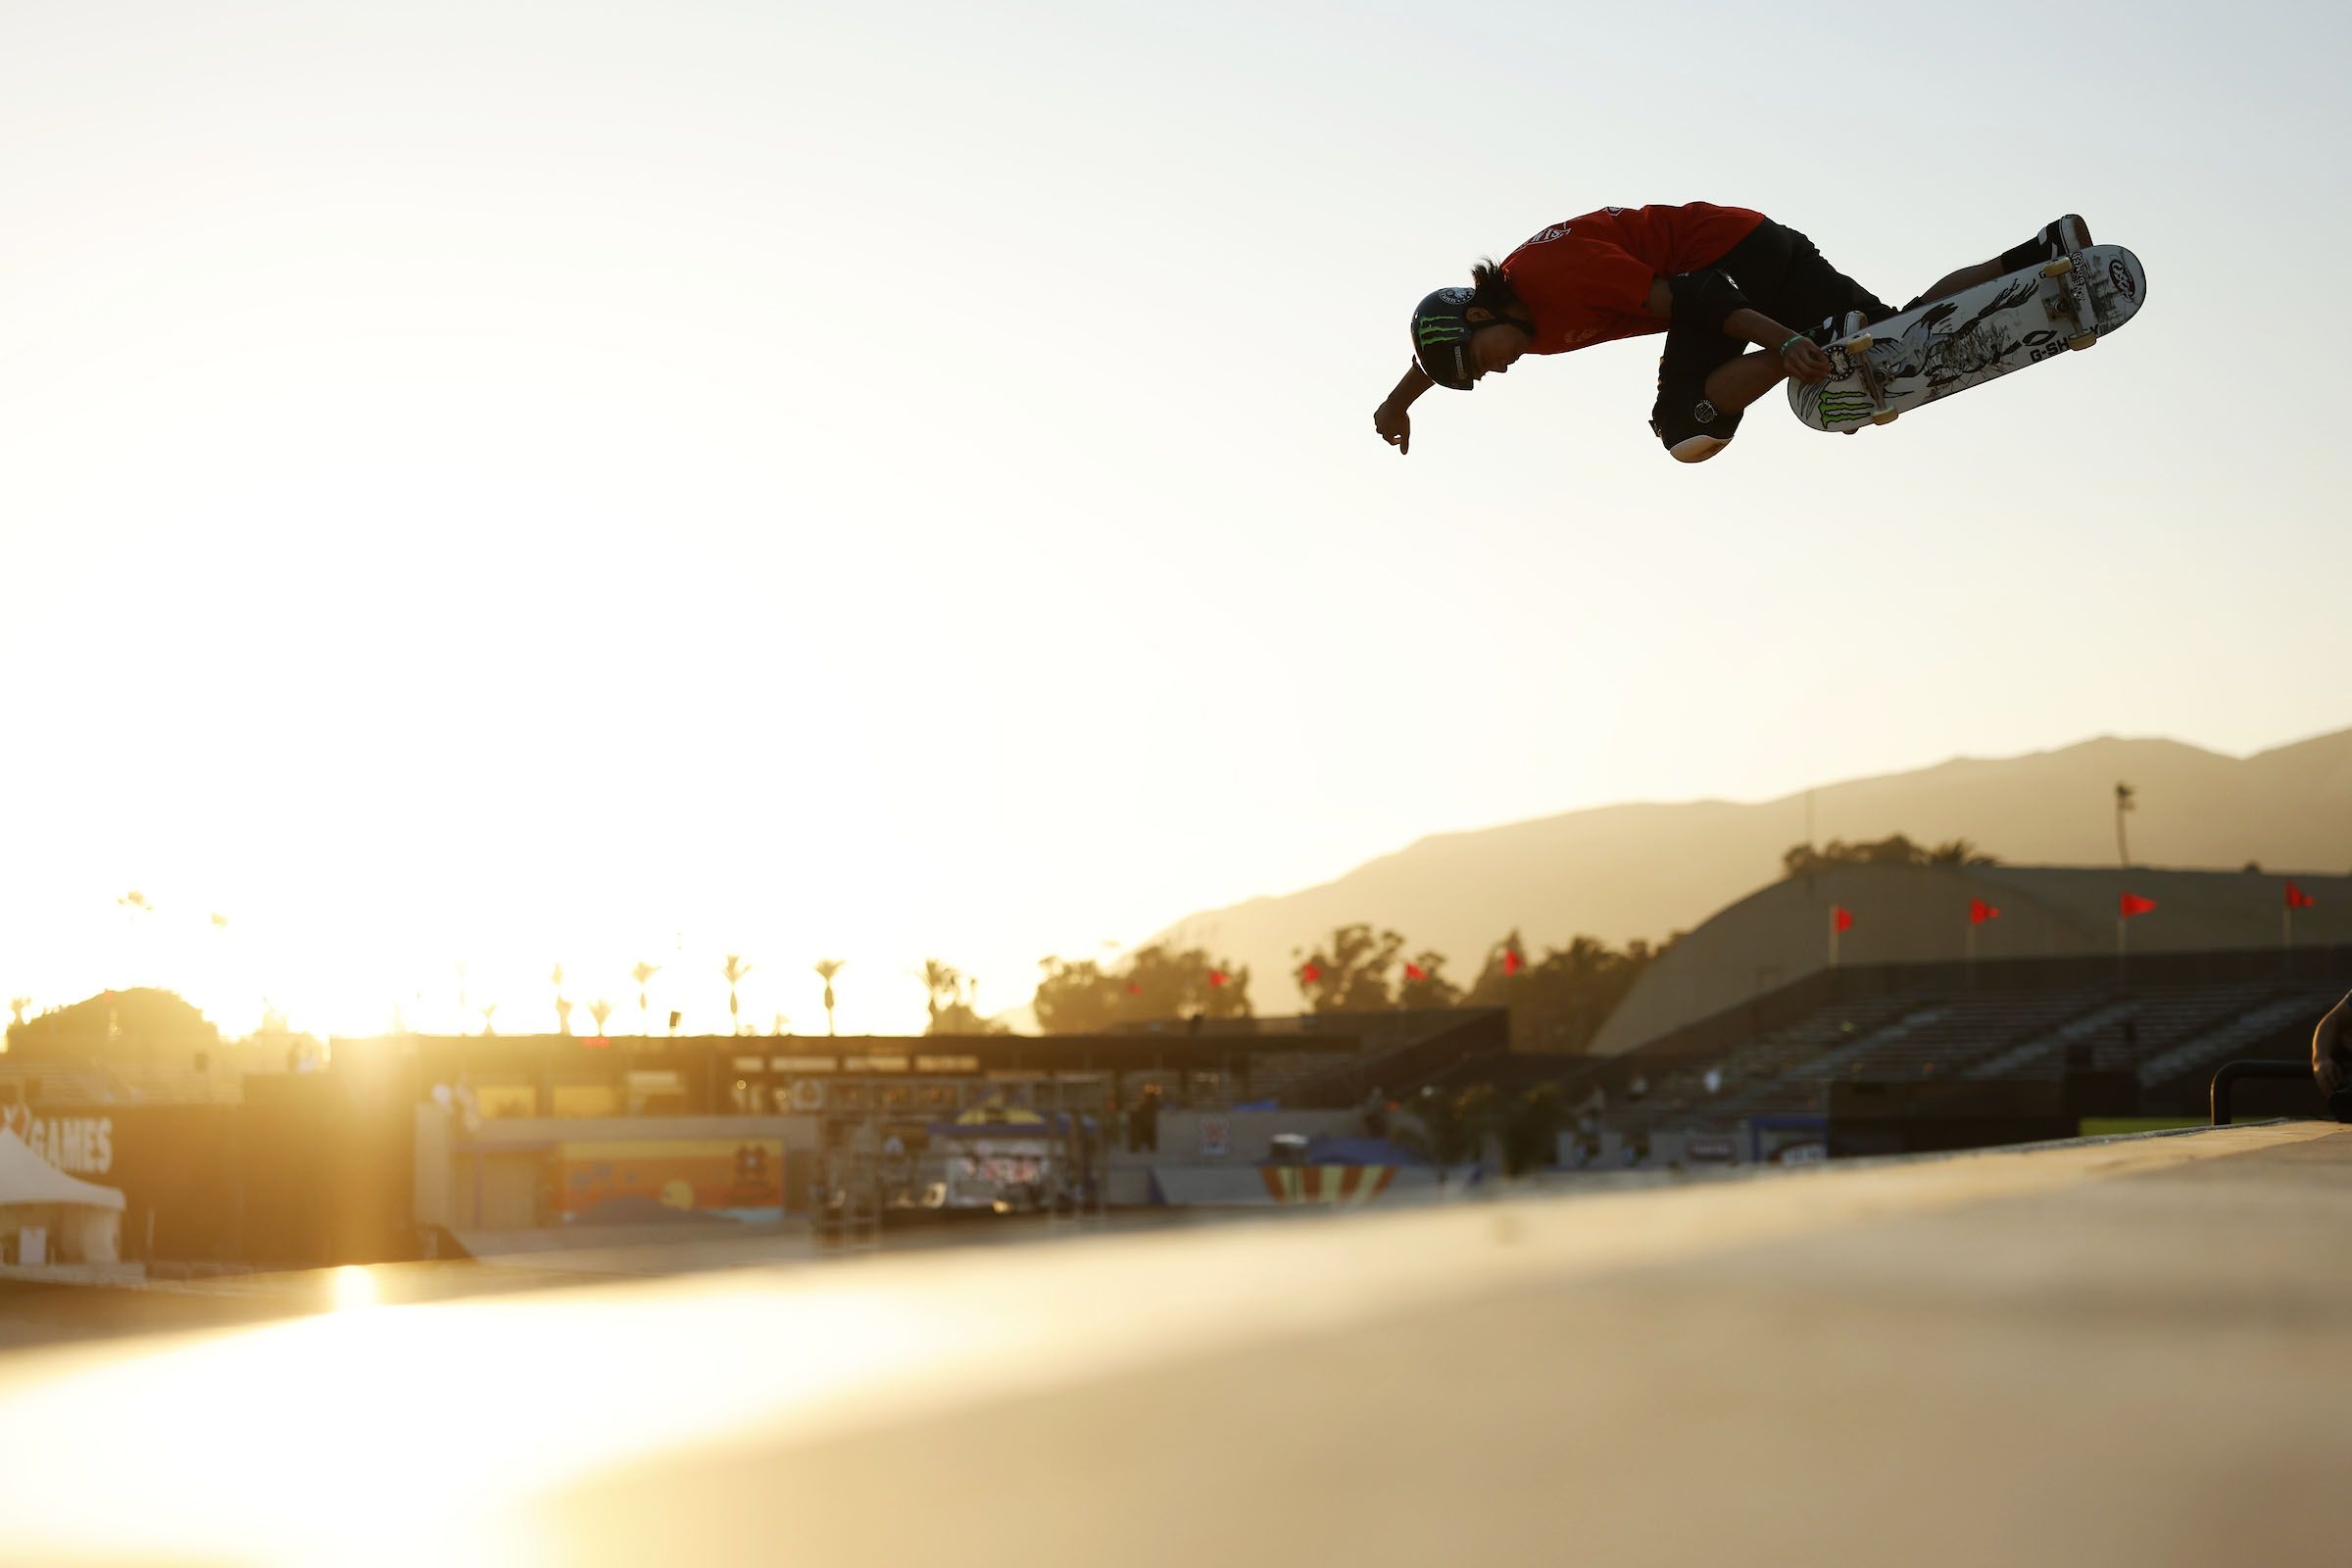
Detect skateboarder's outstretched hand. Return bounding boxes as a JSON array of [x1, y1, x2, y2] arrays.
[[1374, 399, 1411, 455], [1781, 336, 1834, 385]]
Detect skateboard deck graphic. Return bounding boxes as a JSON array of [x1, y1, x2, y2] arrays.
[[1789, 244, 2146, 433]]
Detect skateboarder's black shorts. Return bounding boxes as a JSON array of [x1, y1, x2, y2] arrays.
[[1649, 220, 1892, 460]]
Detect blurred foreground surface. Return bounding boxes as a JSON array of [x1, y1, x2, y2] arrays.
[[0, 1121, 2345, 1566]]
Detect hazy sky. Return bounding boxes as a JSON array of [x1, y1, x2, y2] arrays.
[[3, 0, 2347, 1037]]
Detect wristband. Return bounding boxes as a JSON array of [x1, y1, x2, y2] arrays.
[[1778, 333, 1806, 356]]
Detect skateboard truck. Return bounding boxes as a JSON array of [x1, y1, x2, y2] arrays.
[[2039, 253, 2100, 352], [1826, 331, 1899, 426]]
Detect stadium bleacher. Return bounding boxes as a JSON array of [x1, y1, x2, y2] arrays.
[[0, 1056, 247, 1107], [1555, 950, 2350, 1156]]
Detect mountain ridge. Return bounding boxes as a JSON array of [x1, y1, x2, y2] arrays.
[[1149, 727, 2352, 1008]]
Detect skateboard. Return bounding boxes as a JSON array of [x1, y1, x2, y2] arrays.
[[1789, 243, 2146, 433]]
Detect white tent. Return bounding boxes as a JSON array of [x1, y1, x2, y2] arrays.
[[0, 1127, 124, 1264]]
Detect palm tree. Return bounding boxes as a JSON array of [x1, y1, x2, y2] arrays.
[[630, 961, 662, 1035], [722, 955, 753, 1036], [550, 963, 566, 1033], [813, 959, 846, 1036], [2114, 782, 2136, 866], [588, 1000, 613, 1038], [919, 958, 959, 1032], [7, 997, 28, 1030], [1928, 838, 1998, 867], [480, 1003, 499, 1036]]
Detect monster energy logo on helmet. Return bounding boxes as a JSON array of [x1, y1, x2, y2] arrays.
[[1410, 286, 1482, 391]]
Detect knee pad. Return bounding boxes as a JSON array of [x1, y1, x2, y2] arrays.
[[1668, 269, 1751, 333]]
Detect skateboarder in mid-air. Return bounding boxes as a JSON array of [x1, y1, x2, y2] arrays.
[[1375, 204, 2089, 464]]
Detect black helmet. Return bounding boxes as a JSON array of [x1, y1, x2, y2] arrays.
[[1410, 286, 1482, 391]]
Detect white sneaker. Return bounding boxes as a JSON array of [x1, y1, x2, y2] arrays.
[[1804, 309, 1870, 349]]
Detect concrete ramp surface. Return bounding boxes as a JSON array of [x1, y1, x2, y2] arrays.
[[0, 1121, 2345, 1566]]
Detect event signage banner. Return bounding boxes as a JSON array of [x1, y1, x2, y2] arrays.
[[1198, 1114, 1230, 1158], [0, 1105, 114, 1176]]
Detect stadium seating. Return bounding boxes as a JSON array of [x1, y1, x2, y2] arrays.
[[1576, 960, 2345, 1150]]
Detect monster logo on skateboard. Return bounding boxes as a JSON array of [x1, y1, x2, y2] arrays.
[[1790, 244, 2147, 433]]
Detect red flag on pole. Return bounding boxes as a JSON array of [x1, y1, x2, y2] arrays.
[[2286, 881, 2317, 909], [1969, 898, 2001, 925], [1403, 962, 1427, 982], [2119, 893, 2157, 918], [1502, 950, 1524, 976], [1832, 906, 1855, 934]]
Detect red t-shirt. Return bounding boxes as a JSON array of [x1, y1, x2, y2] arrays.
[[1501, 204, 1766, 354]]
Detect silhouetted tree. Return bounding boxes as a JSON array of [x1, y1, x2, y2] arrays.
[[1032, 944, 1252, 1033], [1465, 930, 1531, 996], [631, 961, 661, 1035], [1396, 950, 1462, 1008], [1784, 833, 2001, 878], [922, 961, 1004, 1035], [1128, 944, 1251, 1021], [722, 955, 753, 1036], [588, 1000, 613, 1037], [1294, 924, 1406, 1013], [1034, 956, 1118, 1033], [813, 958, 845, 1036], [1464, 929, 1674, 1054], [5, 987, 218, 1066], [919, 958, 959, 1033], [1927, 838, 1999, 866]]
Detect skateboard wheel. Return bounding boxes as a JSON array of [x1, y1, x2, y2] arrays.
[[1870, 409, 1899, 425], [2040, 257, 2075, 277], [2067, 331, 2097, 351]]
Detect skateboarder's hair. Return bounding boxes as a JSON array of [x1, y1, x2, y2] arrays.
[[1468, 258, 1521, 316]]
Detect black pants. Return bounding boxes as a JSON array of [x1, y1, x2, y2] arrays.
[[1649, 220, 1890, 454]]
